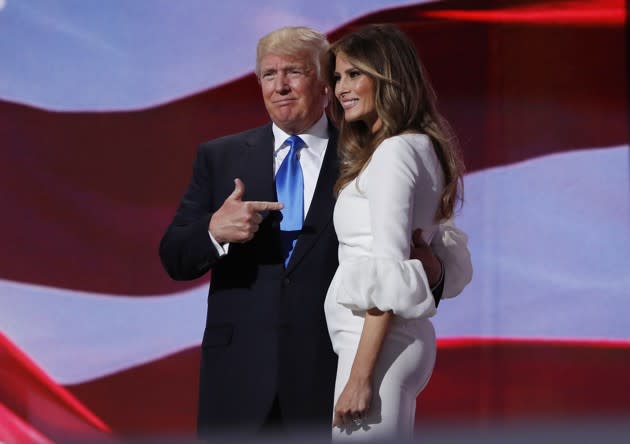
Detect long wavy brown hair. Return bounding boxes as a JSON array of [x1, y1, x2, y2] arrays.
[[328, 24, 465, 220]]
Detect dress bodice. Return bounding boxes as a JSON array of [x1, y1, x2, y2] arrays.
[[326, 133, 444, 325]]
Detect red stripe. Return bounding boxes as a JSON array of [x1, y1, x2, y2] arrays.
[[67, 348, 200, 436], [0, 332, 112, 442], [419, 337, 630, 421], [421, 0, 625, 26], [0, 402, 53, 444], [62, 339, 630, 436], [438, 337, 630, 349]]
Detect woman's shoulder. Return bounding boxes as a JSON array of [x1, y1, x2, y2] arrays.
[[372, 133, 433, 163], [364, 133, 441, 184], [382, 132, 431, 148]]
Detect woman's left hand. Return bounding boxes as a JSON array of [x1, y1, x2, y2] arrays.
[[332, 376, 372, 429]]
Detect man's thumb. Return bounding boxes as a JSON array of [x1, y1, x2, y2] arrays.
[[229, 178, 245, 201]]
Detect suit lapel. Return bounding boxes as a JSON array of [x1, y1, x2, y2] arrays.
[[285, 126, 339, 274], [239, 124, 276, 203]]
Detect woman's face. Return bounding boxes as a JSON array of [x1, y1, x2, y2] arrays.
[[333, 53, 381, 133]]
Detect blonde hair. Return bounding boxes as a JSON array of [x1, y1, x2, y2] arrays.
[[256, 26, 330, 83], [329, 24, 464, 220]]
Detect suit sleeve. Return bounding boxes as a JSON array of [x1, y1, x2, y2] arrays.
[[432, 219, 473, 299], [334, 137, 437, 319], [159, 144, 221, 280]]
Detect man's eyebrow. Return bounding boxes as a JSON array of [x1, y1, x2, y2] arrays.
[[261, 64, 310, 75]]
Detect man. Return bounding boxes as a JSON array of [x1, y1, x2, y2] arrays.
[[159, 26, 472, 438]]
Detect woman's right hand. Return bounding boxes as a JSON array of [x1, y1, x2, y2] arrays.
[[332, 375, 372, 429]]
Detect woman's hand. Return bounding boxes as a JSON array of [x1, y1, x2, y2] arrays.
[[332, 375, 372, 429]]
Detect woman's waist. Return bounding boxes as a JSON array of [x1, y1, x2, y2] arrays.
[[325, 299, 434, 341], [337, 243, 371, 262]]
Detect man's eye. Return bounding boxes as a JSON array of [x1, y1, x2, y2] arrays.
[[289, 69, 304, 76], [262, 72, 275, 79]]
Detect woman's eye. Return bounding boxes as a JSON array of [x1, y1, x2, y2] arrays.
[[333, 74, 341, 82], [349, 70, 361, 78]]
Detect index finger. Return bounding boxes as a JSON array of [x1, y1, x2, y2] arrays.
[[332, 412, 343, 428], [248, 201, 284, 212]]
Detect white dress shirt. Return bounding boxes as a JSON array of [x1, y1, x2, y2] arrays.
[[210, 113, 330, 255], [272, 112, 329, 216]]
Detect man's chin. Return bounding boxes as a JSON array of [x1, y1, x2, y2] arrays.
[[270, 109, 297, 121], [272, 116, 301, 131]]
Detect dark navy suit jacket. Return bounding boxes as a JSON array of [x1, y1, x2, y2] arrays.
[[159, 123, 340, 436]]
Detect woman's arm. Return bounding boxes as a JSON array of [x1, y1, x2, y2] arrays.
[[333, 308, 392, 428]]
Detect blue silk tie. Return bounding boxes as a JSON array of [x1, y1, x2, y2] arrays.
[[276, 135, 305, 267]]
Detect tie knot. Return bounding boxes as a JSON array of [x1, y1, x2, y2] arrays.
[[285, 135, 305, 152]]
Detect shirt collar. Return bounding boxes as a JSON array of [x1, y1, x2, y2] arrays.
[[272, 113, 329, 155]]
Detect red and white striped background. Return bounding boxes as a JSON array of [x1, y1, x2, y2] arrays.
[[1, 0, 628, 442]]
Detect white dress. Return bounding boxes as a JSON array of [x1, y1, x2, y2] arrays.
[[325, 133, 444, 441]]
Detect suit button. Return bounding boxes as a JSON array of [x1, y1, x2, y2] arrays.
[[283, 278, 291, 286]]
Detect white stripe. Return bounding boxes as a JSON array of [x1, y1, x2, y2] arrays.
[[0, 0, 437, 111], [0, 280, 207, 384], [435, 145, 630, 341]]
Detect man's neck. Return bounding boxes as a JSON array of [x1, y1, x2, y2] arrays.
[[275, 113, 325, 136]]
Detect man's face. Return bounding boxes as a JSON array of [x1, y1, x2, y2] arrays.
[[259, 52, 327, 134]]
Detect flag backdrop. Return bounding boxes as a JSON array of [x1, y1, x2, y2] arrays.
[[1, 0, 629, 442]]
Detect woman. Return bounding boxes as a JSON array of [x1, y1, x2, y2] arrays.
[[324, 24, 465, 440]]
